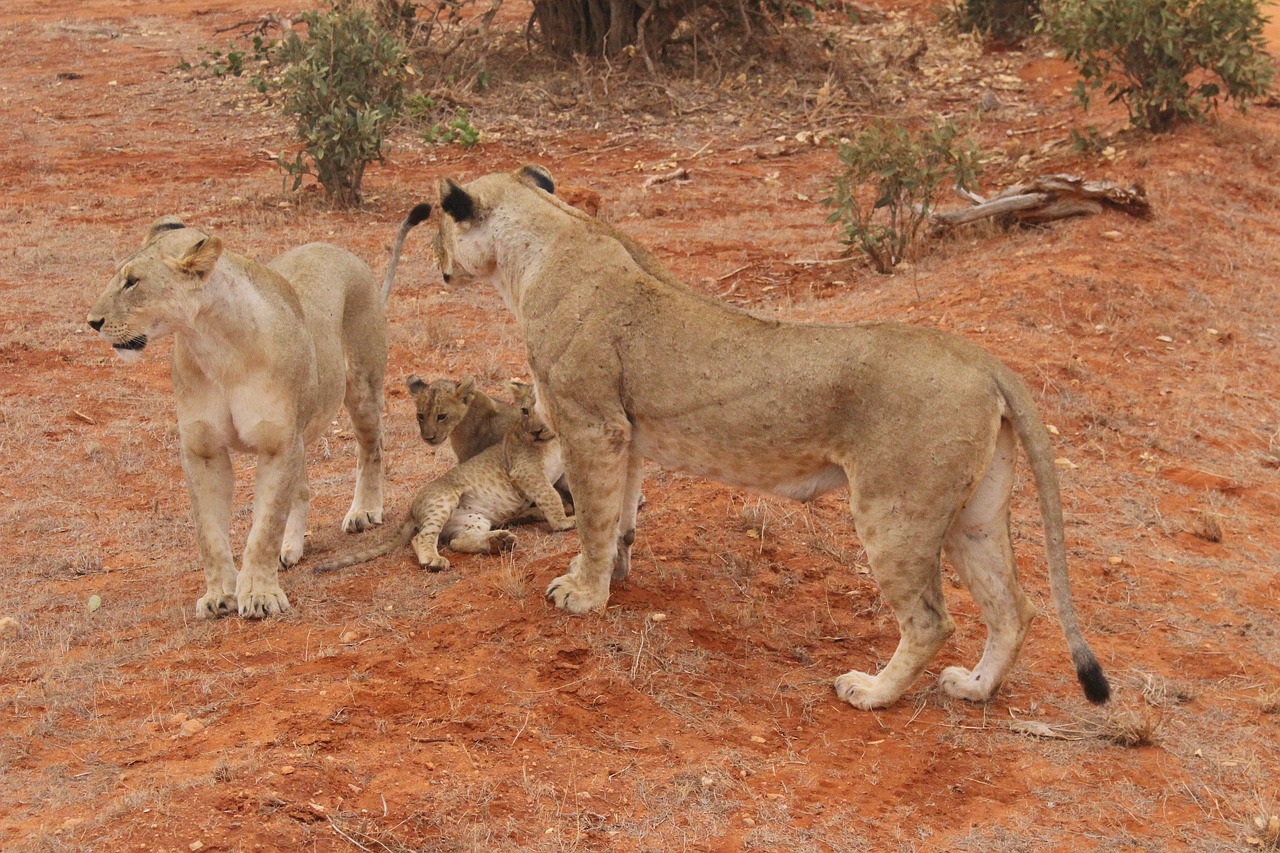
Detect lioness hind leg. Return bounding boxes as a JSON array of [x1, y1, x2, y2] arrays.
[[611, 449, 644, 582], [341, 364, 385, 533], [939, 422, 1037, 703]]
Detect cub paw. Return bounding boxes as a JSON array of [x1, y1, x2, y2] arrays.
[[550, 516, 577, 533], [939, 666, 996, 703], [422, 556, 450, 572], [195, 592, 236, 620], [833, 670, 894, 710], [489, 530, 517, 553], [342, 509, 383, 534]]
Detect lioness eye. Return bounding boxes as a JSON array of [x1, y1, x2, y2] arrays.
[[123, 276, 139, 290]]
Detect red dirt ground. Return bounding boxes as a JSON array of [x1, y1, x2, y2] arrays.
[[2, 1, 1280, 851]]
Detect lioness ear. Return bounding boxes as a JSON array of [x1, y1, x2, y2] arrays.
[[517, 165, 555, 195], [406, 374, 427, 394], [439, 179, 476, 223], [166, 235, 222, 277], [145, 216, 186, 246]]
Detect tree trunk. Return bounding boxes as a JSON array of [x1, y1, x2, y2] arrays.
[[532, 0, 692, 58]]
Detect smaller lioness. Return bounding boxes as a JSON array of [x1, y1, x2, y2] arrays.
[[311, 383, 574, 574], [406, 375, 518, 463], [87, 204, 430, 619]]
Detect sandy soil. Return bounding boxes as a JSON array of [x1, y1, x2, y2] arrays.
[[2, 1, 1279, 851]]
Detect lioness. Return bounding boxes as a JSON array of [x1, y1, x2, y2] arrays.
[[432, 165, 1111, 710], [311, 382, 574, 574], [87, 204, 430, 619]]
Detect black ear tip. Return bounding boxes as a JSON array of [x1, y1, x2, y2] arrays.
[[520, 165, 555, 195], [441, 182, 476, 222], [407, 203, 432, 226]]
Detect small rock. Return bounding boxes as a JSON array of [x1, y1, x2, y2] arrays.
[[1107, 556, 1123, 565], [649, 612, 668, 623], [339, 630, 360, 644], [179, 718, 205, 737], [168, 712, 190, 725], [280, 765, 296, 775], [87, 594, 102, 613], [1101, 230, 1123, 241], [0, 616, 18, 637], [190, 842, 205, 852], [750, 735, 767, 744]]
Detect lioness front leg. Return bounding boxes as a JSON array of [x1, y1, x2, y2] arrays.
[[182, 439, 237, 619], [544, 420, 627, 613], [236, 439, 304, 618], [341, 364, 386, 533]]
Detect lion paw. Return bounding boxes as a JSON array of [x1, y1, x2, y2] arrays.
[[833, 670, 896, 710], [195, 591, 236, 620], [279, 542, 304, 568], [940, 666, 996, 703], [421, 555, 450, 572], [611, 549, 631, 582], [550, 516, 577, 533], [236, 576, 290, 619], [489, 530, 517, 553], [342, 509, 382, 534], [545, 569, 609, 614]]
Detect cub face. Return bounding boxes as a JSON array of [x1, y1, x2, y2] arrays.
[[407, 375, 476, 446], [87, 220, 222, 362], [508, 381, 554, 444]]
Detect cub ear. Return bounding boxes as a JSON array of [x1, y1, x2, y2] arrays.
[[458, 376, 476, 402], [145, 216, 186, 246], [166, 234, 222, 276], [507, 380, 534, 403], [439, 178, 476, 223], [517, 165, 555, 195], [406, 374, 427, 395]]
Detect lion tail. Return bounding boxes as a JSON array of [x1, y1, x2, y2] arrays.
[[380, 202, 433, 304], [995, 367, 1111, 705], [311, 513, 418, 575]]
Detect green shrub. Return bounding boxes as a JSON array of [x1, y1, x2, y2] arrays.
[[424, 107, 481, 147], [951, 0, 1041, 45], [824, 120, 982, 275], [270, 1, 409, 206], [1045, 0, 1275, 132]]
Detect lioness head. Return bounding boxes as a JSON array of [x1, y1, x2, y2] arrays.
[[87, 218, 224, 362], [434, 165, 556, 286], [406, 375, 476, 446], [508, 380, 554, 444]]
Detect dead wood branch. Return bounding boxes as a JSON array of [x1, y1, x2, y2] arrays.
[[932, 174, 1150, 232]]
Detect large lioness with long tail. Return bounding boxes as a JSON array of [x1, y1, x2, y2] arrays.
[[432, 165, 1111, 710], [87, 204, 430, 619]]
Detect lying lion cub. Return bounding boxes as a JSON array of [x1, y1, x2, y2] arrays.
[[87, 205, 429, 619], [311, 382, 574, 574], [431, 165, 1111, 710]]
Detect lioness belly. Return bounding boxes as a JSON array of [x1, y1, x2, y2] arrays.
[[631, 421, 847, 501]]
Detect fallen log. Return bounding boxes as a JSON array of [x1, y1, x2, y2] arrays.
[[931, 174, 1150, 232]]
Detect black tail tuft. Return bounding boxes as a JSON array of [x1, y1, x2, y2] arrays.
[[407, 202, 432, 227], [1077, 658, 1111, 704]]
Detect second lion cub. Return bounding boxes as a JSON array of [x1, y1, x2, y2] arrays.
[[311, 383, 574, 574]]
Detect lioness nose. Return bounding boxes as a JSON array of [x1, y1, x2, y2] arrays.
[[88, 317, 104, 331]]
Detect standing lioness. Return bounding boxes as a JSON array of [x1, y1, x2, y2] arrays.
[[87, 205, 429, 619], [433, 165, 1111, 710]]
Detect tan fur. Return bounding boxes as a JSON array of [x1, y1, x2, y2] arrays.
[[87, 207, 428, 619], [406, 375, 519, 463], [311, 383, 575, 574], [432, 166, 1111, 710]]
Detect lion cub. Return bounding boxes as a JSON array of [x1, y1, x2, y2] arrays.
[[312, 383, 574, 574], [406, 375, 519, 463]]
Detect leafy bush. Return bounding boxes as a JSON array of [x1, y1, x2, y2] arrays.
[[269, 1, 409, 206], [1045, 0, 1275, 132], [424, 107, 481, 146], [950, 0, 1041, 45], [824, 120, 982, 274]]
